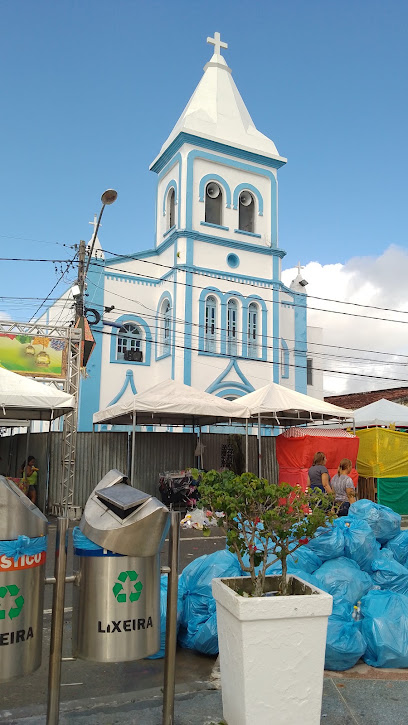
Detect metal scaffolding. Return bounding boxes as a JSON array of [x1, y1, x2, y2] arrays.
[[0, 320, 82, 518]]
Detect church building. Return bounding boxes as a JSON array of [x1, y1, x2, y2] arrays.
[[40, 32, 322, 431]]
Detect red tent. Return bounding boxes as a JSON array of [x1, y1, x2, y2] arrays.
[[276, 428, 359, 490]]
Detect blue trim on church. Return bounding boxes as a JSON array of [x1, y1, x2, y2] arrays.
[[150, 132, 287, 174], [198, 173, 232, 208], [78, 258, 105, 432], [232, 182, 263, 215]]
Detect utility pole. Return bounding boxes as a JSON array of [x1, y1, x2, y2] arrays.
[[75, 239, 86, 320]]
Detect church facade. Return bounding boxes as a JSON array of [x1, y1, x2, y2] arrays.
[[40, 33, 322, 431]]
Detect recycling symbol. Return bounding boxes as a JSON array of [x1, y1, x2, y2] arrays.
[[0, 584, 25, 620], [112, 571, 143, 603]]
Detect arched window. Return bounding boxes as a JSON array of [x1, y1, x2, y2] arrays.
[[204, 295, 217, 353], [167, 187, 175, 229], [159, 299, 171, 356], [117, 322, 143, 362], [205, 182, 222, 226], [227, 298, 238, 356], [238, 190, 255, 233], [281, 339, 289, 379], [247, 302, 259, 358]]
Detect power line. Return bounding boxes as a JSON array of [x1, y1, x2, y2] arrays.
[[86, 277, 408, 366], [98, 257, 408, 326], [100, 247, 408, 320], [90, 325, 408, 386], [30, 252, 78, 320]]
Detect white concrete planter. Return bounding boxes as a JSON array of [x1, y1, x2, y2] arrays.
[[212, 574, 332, 725]]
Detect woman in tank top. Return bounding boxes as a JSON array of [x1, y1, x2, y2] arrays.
[[331, 458, 356, 517]]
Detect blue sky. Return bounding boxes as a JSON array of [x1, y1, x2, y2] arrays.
[[1, 0, 408, 322]]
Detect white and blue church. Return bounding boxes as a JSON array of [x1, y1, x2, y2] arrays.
[[41, 32, 322, 431]]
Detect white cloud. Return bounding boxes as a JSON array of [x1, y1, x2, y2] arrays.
[[282, 245, 408, 396]]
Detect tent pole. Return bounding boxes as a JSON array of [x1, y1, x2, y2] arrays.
[[245, 419, 249, 472], [45, 413, 53, 514], [258, 412, 262, 478], [91, 423, 95, 490], [24, 422, 31, 485], [131, 411, 136, 486]]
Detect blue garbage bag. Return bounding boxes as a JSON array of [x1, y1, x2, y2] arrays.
[[178, 550, 242, 653], [287, 545, 322, 574], [148, 575, 186, 659], [0, 534, 48, 561], [239, 541, 322, 577], [349, 500, 400, 544], [304, 524, 345, 561], [331, 597, 354, 621], [371, 557, 408, 595], [314, 557, 373, 605], [325, 619, 367, 671], [384, 530, 408, 565], [334, 517, 380, 572], [361, 590, 408, 667], [185, 606, 219, 655], [287, 569, 321, 590]]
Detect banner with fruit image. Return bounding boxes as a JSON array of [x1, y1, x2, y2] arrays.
[[0, 333, 68, 378]]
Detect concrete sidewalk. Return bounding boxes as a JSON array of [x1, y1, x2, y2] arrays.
[[3, 677, 408, 724]]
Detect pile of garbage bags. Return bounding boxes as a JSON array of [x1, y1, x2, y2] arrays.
[[156, 500, 408, 671]]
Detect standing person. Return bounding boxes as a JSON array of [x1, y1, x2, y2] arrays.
[[307, 452, 333, 497], [21, 455, 38, 505], [331, 458, 356, 517]]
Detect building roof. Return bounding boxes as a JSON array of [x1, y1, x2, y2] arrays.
[[325, 387, 408, 410], [151, 32, 286, 167]]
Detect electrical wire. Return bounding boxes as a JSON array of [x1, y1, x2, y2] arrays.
[[30, 252, 78, 320], [89, 325, 408, 386], [100, 247, 408, 319], [98, 258, 408, 326], [85, 277, 408, 367]]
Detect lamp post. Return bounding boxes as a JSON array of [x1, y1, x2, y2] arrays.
[[75, 189, 117, 320], [84, 189, 118, 278]]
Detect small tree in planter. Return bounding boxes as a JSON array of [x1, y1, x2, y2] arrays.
[[198, 470, 335, 725], [198, 469, 334, 597]]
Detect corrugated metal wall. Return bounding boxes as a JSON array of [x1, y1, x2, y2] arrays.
[[0, 431, 278, 512]]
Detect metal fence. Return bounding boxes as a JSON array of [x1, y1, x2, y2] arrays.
[[0, 430, 278, 513]]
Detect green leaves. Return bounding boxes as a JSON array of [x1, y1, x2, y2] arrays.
[[199, 470, 334, 597]]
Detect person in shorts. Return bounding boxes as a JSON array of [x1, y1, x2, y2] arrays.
[[21, 455, 38, 505], [331, 458, 356, 516]]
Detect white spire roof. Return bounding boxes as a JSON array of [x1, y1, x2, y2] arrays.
[[152, 32, 286, 165]]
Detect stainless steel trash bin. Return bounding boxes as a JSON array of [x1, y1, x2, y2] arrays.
[[0, 475, 48, 681], [72, 470, 169, 663]]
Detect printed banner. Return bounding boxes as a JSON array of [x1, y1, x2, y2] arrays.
[[0, 333, 67, 378], [0, 552, 46, 572]]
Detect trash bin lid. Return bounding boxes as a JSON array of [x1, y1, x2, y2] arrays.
[[0, 475, 48, 540], [96, 484, 150, 511], [79, 469, 169, 556]]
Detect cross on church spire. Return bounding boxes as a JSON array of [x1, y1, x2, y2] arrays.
[[207, 31, 228, 56], [89, 214, 100, 235]]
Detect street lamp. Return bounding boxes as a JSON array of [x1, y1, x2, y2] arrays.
[[84, 189, 118, 277]]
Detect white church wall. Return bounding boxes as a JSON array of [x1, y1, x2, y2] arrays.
[[193, 239, 274, 281], [307, 326, 324, 400]]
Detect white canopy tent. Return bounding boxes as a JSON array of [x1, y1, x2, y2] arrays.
[[0, 366, 75, 421], [93, 379, 250, 483], [240, 383, 353, 476], [0, 366, 75, 510], [353, 399, 408, 428]]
